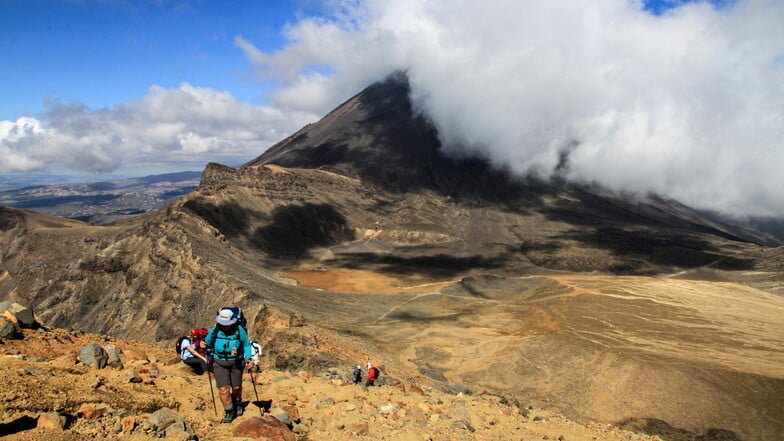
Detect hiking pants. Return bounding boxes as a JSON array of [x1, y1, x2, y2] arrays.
[[183, 357, 209, 375], [213, 358, 243, 387]]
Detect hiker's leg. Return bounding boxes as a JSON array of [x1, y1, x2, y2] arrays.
[[228, 362, 244, 414], [212, 361, 233, 406], [183, 358, 204, 375], [229, 362, 243, 399], [214, 361, 236, 422], [232, 384, 244, 416], [218, 386, 232, 405]]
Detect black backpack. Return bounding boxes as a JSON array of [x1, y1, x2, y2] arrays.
[[175, 336, 188, 355]]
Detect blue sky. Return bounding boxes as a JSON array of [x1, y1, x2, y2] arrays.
[[1, 0, 730, 120], [1, 0, 782, 216], [1, 1, 306, 119]]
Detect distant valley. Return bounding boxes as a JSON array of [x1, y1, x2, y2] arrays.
[[0, 171, 200, 224]]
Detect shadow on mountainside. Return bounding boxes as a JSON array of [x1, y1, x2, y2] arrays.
[[538, 188, 748, 243], [556, 228, 757, 273], [183, 200, 355, 258], [385, 309, 471, 323], [328, 251, 509, 278], [537, 187, 763, 250], [617, 418, 741, 441], [251, 204, 355, 257], [182, 199, 256, 238]]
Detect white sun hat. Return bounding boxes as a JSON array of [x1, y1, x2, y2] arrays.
[[216, 308, 237, 326]]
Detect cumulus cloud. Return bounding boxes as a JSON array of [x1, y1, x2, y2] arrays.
[[0, 84, 317, 176], [236, 0, 784, 217]]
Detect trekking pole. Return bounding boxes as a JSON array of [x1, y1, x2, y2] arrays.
[[206, 361, 218, 416], [249, 367, 262, 416]]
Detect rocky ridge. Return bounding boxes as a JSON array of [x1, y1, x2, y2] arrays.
[[0, 303, 672, 441]]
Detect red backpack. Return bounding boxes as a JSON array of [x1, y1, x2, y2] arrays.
[[191, 328, 208, 355], [176, 328, 209, 356]]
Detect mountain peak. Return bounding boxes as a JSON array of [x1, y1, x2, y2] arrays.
[[246, 72, 434, 187]]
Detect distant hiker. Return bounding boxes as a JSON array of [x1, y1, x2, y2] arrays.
[[352, 364, 363, 385], [249, 340, 262, 373], [365, 362, 379, 387], [206, 308, 253, 423], [179, 328, 210, 375]]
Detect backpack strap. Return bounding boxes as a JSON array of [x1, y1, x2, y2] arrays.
[[210, 327, 242, 360], [207, 326, 217, 350], [179, 337, 192, 360]]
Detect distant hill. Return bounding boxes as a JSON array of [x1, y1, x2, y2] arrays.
[[0, 171, 201, 224]]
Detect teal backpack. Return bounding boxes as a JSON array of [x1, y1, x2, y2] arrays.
[[209, 327, 243, 361]]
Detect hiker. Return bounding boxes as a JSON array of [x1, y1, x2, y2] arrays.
[[205, 308, 253, 423], [249, 340, 262, 373], [352, 364, 363, 384], [180, 328, 209, 375], [365, 362, 379, 387]]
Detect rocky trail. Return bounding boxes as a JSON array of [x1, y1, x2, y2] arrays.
[[0, 305, 667, 441]]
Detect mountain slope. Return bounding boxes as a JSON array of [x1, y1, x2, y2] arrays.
[[1, 323, 672, 441], [1, 73, 783, 440], [247, 72, 781, 248]]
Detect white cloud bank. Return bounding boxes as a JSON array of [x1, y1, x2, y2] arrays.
[[0, 84, 316, 177], [237, 0, 784, 217], [2, 0, 782, 217]]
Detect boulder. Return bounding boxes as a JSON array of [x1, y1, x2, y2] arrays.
[[407, 384, 426, 395], [120, 415, 136, 432], [164, 418, 196, 440], [450, 401, 475, 432], [37, 412, 67, 430], [0, 301, 38, 328], [105, 344, 123, 369], [145, 407, 179, 431], [124, 369, 143, 383], [379, 403, 398, 414], [78, 403, 111, 419], [78, 343, 108, 369], [0, 317, 19, 339], [269, 406, 292, 426], [284, 405, 301, 423], [233, 416, 297, 441]]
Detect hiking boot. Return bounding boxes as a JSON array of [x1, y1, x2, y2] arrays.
[[221, 409, 235, 423], [234, 402, 244, 417]]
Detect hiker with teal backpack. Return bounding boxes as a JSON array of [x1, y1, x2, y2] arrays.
[[205, 308, 253, 423]]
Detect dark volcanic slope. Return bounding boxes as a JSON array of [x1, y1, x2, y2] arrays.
[[246, 71, 437, 188], [246, 72, 542, 200], [247, 72, 778, 249]]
